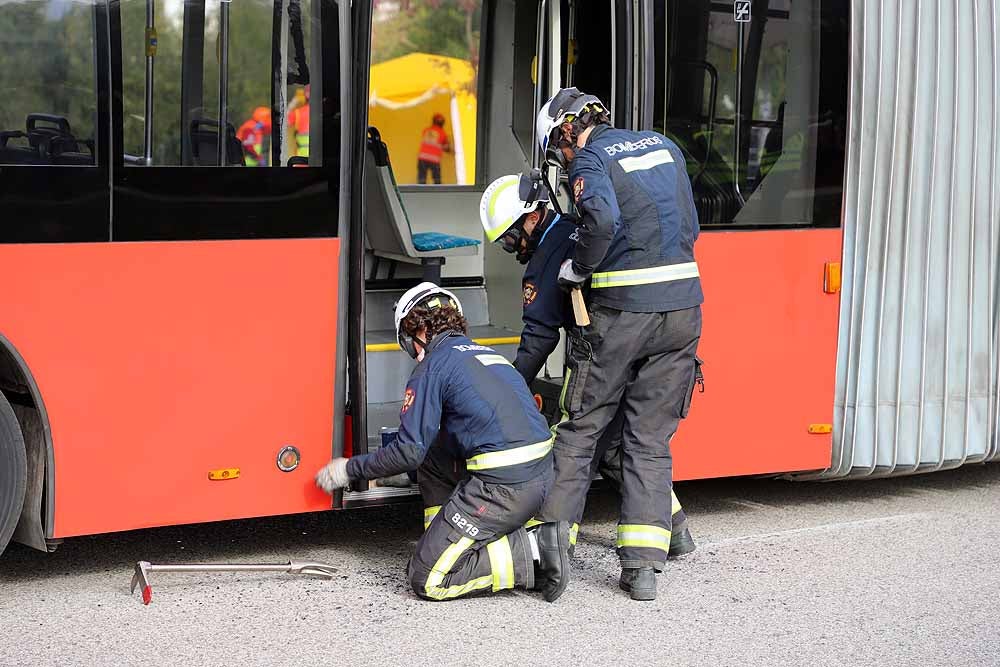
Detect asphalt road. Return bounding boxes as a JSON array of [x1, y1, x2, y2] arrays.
[[2, 464, 1000, 667]]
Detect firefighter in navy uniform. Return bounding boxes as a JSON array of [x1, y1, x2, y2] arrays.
[[531, 88, 704, 601], [315, 283, 571, 602], [479, 173, 697, 561]]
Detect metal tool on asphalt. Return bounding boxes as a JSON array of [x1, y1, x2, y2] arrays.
[[130, 560, 337, 605]]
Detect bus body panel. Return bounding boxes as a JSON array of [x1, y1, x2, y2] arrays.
[[0, 239, 339, 538], [673, 228, 840, 480]]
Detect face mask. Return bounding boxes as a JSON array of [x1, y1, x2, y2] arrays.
[[416, 347, 426, 363]]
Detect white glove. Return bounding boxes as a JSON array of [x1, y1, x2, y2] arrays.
[[315, 457, 352, 494], [558, 258, 589, 290]]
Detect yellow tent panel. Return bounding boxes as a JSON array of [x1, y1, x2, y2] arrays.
[[368, 53, 478, 185]]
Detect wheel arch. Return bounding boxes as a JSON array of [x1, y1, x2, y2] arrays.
[[0, 332, 55, 544]]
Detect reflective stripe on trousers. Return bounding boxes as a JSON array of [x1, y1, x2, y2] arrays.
[[617, 524, 672, 553], [424, 537, 494, 600], [590, 262, 699, 289], [423, 505, 441, 530], [485, 536, 516, 592]]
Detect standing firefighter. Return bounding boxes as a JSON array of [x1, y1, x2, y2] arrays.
[[479, 173, 697, 561], [531, 88, 703, 601], [416, 113, 451, 184], [315, 283, 570, 601]]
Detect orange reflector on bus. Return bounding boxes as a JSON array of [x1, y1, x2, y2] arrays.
[[824, 262, 841, 294], [808, 424, 833, 434], [208, 468, 240, 481]]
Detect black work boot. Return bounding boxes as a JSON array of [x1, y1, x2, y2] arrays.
[[667, 520, 696, 559], [532, 521, 571, 602], [619, 567, 657, 601]]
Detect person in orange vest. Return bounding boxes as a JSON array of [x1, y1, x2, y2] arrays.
[[236, 107, 271, 167], [416, 112, 451, 184], [288, 85, 310, 158]]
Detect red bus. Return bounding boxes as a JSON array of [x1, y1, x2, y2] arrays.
[[5, 0, 990, 558]]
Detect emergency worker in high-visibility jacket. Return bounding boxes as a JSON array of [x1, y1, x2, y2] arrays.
[[236, 107, 271, 167], [416, 113, 451, 184], [479, 173, 697, 562], [531, 88, 704, 601], [315, 283, 571, 602], [287, 85, 310, 158]]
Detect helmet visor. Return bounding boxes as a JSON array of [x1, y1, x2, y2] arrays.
[[518, 172, 549, 206], [498, 222, 525, 255]]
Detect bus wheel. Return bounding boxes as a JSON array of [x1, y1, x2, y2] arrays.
[[0, 391, 27, 557]]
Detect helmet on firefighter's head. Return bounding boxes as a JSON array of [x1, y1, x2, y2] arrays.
[[480, 173, 550, 261], [432, 112, 446, 127], [536, 87, 610, 168], [393, 282, 464, 359]]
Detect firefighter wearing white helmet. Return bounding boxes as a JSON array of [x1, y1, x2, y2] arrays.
[[531, 88, 705, 602], [481, 176, 699, 564], [535, 86, 611, 169], [480, 172, 552, 264], [316, 281, 571, 602]]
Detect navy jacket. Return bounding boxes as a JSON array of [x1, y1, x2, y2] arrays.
[[569, 125, 704, 313], [514, 212, 577, 381], [347, 332, 553, 484]]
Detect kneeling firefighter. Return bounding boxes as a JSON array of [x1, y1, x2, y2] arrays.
[[479, 173, 697, 560], [315, 283, 571, 601]]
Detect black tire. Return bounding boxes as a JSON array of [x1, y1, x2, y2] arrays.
[[0, 391, 27, 556]]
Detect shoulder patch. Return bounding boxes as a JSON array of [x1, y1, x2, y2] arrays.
[[401, 388, 416, 414], [523, 282, 538, 306], [573, 177, 584, 203]]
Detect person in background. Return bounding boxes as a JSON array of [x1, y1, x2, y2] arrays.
[[416, 112, 451, 184], [236, 107, 271, 167], [288, 85, 311, 158]]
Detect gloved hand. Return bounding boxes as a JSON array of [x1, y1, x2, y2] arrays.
[[315, 457, 352, 494], [557, 259, 588, 292]]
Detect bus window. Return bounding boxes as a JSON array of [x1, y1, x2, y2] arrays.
[[653, 0, 848, 227], [0, 0, 99, 167], [120, 0, 323, 168], [112, 0, 341, 240], [368, 0, 482, 186]]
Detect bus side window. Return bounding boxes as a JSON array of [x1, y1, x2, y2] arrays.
[[0, 1, 98, 167], [653, 0, 849, 228], [120, 0, 321, 168], [368, 1, 482, 186]]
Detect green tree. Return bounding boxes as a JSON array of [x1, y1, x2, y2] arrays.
[[372, 0, 480, 68]]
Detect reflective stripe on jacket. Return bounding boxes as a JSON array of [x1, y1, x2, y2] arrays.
[[569, 125, 703, 313]]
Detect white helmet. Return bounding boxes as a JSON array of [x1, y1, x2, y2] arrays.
[[479, 173, 550, 245], [393, 282, 463, 359], [535, 87, 610, 167]]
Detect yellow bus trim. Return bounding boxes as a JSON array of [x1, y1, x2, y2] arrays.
[[365, 336, 521, 353]]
